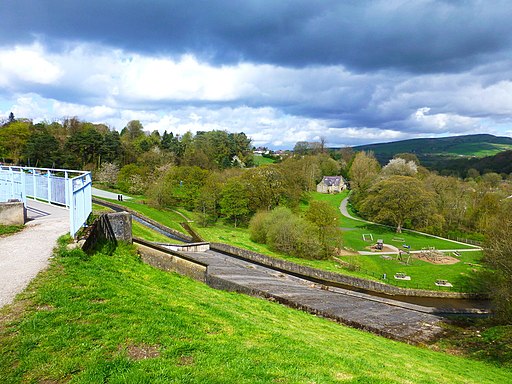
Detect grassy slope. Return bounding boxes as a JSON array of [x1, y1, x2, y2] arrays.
[[97, 197, 188, 234], [253, 155, 276, 166], [0, 243, 510, 383]]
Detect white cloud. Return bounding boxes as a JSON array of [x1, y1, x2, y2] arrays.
[[0, 43, 61, 86]]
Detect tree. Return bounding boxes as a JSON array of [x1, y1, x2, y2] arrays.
[[220, 177, 250, 227], [305, 200, 339, 256], [360, 176, 436, 233], [380, 158, 418, 178], [348, 151, 381, 207], [0, 120, 31, 163], [24, 131, 61, 167], [484, 199, 512, 323], [394, 153, 420, 165], [95, 162, 119, 187]]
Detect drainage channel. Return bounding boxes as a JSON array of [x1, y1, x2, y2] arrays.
[[93, 198, 491, 315]]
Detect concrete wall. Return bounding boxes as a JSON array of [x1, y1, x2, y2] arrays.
[[0, 201, 25, 225], [157, 242, 210, 252], [106, 212, 132, 242], [210, 242, 482, 299], [136, 242, 207, 283]]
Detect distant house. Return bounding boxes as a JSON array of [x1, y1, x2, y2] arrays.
[[316, 176, 346, 194]]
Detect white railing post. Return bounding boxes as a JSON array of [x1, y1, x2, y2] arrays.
[[20, 170, 26, 203], [9, 167, 14, 200], [47, 170, 52, 203], [32, 169, 37, 199], [68, 177, 75, 237]]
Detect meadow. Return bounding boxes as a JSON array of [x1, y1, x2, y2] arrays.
[[0, 241, 510, 383]]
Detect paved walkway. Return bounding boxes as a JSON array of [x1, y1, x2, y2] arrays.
[[181, 249, 444, 344], [0, 200, 69, 308], [92, 187, 132, 201]]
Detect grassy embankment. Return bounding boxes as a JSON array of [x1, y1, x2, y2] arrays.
[[0, 224, 24, 237], [92, 202, 176, 243], [94, 191, 485, 292], [0, 241, 510, 383]]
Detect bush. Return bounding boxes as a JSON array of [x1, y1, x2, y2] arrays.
[[251, 207, 323, 259], [249, 211, 268, 243]]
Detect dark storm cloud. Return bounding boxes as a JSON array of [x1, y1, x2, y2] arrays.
[[1, 0, 511, 73]]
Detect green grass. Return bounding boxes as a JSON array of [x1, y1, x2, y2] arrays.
[[1, 242, 510, 383], [132, 221, 183, 243], [305, 191, 485, 290], [96, 197, 187, 234], [311, 191, 478, 252], [253, 155, 276, 166], [93, 201, 181, 243], [0, 224, 24, 237]]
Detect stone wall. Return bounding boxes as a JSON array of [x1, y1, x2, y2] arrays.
[[0, 201, 25, 225], [135, 240, 207, 282], [210, 242, 482, 299]]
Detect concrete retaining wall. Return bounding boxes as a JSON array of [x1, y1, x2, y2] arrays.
[[0, 201, 25, 225], [157, 242, 210, 252], [135, 240, 207, 283], [211, 242, 482, 299]]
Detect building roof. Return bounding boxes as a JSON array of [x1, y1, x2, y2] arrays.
[[320, 176, 343, 186]]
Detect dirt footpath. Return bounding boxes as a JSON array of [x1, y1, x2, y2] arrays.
[[0, 201, 69, 308]]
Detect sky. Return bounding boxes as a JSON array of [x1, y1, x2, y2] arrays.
[[1, 0, 512, 149]]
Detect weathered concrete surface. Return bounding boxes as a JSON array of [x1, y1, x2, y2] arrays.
[[106, 212, 132, 242], [0, 200, 69, 308], [0, 201, 26, 225], [136, 241, 207, 283], [181, 249, 444, 344]]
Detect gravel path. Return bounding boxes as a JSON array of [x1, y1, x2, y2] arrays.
[[0, 200, 69, 308]]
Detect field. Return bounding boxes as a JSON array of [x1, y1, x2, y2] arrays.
[[1, 242, 510, 383]]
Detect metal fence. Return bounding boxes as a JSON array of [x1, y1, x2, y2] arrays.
[[0, 166, 92, 237]]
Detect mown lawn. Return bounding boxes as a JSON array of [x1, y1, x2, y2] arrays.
[[0, 242, 510, 383], [310, 191, 479, 252]]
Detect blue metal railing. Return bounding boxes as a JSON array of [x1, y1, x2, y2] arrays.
[[0, 166, 92, 237]]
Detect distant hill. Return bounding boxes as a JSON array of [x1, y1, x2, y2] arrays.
[[350, 134, 512, 167], [439, 150, 512, 176]]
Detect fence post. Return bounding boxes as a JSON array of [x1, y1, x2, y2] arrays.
[[47, 170, 52, 204], [68, 176, 75, 237], [20, 169, 26, 203], [32, 169, 37, 199]]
